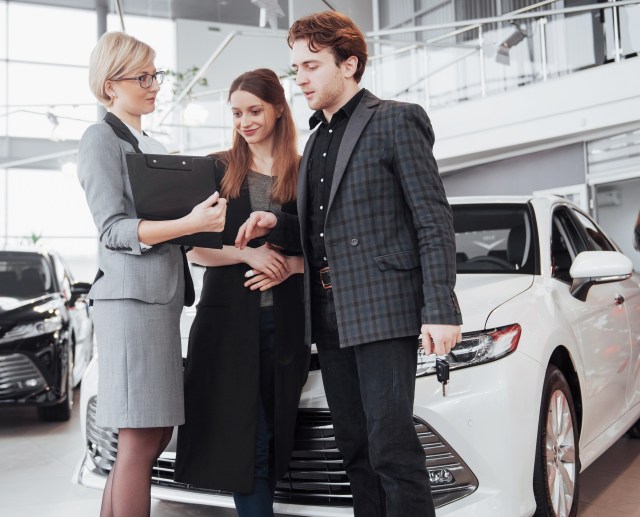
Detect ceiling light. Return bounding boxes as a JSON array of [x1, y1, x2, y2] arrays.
[[495, 23, 528, 66]]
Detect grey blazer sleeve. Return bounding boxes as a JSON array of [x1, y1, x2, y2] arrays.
[[392, 104, 461, 325], [77, 123, 142, 256]]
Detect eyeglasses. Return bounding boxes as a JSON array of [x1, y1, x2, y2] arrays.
[[109, 71, 165, 89]]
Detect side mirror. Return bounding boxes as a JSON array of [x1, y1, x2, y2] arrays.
[[70, 281, 92, 304], [569, 251, 632, 301]]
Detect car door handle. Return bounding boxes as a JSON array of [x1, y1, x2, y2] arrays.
[[615, 294, 625, 305]]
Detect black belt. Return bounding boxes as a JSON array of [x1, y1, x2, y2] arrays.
[[316, 266, 332, 290]]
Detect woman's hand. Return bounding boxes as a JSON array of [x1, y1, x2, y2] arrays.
[[244, 243, 289, 280], [244, 255, 304, 291], [186, 192, 227, 234]]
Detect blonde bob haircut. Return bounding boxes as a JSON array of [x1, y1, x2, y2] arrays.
[[89, 32, 156, 107]]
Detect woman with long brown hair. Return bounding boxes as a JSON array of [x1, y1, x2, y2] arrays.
[[174, 68, 309, 517]]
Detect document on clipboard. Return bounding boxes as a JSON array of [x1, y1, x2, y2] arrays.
[[126, 153, 223, 249]]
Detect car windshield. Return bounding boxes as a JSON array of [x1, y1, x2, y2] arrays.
[[0, 252, 55, 299], [453, 204, 536, 274]]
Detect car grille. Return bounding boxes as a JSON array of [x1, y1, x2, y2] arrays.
[[86, 397, 477, 508], [0, 353, 47, 398]]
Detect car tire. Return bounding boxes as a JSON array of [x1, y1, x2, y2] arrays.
[[37, 347, 73, 422], [627, 420, 640, 439], [533, 365, 580, 517]]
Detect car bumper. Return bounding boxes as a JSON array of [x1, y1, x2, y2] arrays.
[[73, 456, 355, 516], [75, 350, 543, 517], [0, 351, 63, 406], [410, 350, 543, 517]]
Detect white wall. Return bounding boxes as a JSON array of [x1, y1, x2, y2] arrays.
[[176, 19, 292, 91], [430, 58, 640, 172], [442, 143, 585, 197], [595, 177, 640, 271], [289, 0, 374, 32]]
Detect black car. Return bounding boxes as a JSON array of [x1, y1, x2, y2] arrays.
[[0, 249, 94, 421]]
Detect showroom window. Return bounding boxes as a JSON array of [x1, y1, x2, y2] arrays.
[[0, 1, 6, 60], [106, 13, 177, 135], [8, 3, 94, 66], [1, 4, 178, 281], [5, 3, 96, 140], [1, 2, 6, 138]]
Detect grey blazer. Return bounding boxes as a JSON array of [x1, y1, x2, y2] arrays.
[[269, 90, 462, 347], [77, 115, 183, 304]]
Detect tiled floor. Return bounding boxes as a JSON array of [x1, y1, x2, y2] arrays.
[[1, 390, 639, 517]]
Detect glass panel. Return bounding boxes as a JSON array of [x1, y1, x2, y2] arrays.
[[5, 168, 98, 282], [8, 3, 95, 66], [107, 14, 177, 129], [374, 4, 636, 109], [365, 42, 429, 106], [426, 34, 486, 108], [7, 63, 94, 138], [572, 209, 615, 252], [453, 204, 535, 274], [107, 14, 176, 72], [0, 62, 7, 137], [544, 12, 597, 75], [0, 2, 6, 59], [620, 4, 640, 56], [0, 252, 55, 298], [551, 209, 576, 283], [6, 167, 95, 238], [0, 169, 6, 242], [8, 63, 93, 106]]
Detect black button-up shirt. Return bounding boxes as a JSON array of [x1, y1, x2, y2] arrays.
[[306, 89, 365, 270]]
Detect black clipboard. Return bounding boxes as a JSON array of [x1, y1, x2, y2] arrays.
[[126, 153, 223, 249]]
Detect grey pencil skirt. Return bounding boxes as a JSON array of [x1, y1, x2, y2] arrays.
[[91, 272, 185, 429]]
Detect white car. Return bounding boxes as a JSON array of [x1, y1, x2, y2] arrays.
[[74, 195, 640, 516]]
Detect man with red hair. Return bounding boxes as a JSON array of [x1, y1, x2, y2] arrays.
[[237, 11, 462, 516]]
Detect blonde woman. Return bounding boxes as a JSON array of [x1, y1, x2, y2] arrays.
[[77, 32, 226, 517]]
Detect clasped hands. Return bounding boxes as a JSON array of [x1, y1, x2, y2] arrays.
[[234, 211, 300, 291], [243, 244, 302, 291]]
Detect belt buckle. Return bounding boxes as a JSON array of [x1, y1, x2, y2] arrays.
[[319, 266, 332, 290]]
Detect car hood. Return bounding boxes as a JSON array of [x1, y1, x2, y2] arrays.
[[0, 294, 61, 322], [455, 274, 534, 331]]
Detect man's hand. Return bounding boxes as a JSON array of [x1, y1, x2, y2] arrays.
[[235, 211, 277, 249], [420, 324, 462, 356]]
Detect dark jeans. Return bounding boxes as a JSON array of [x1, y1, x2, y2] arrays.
[[233, 307, 276, 517], [311, 285, 435, 517]]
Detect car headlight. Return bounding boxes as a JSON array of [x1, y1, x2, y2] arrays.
[[417, 323, 521, 377], [0, 316, 63, 344]]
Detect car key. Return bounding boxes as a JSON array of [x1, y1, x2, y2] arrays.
[[436, 357, 450, 397]]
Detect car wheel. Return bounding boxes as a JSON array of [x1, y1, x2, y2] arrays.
[[627, 420, 640, 439], [37, 346, 73, 422], [533, 365, 580, 517]]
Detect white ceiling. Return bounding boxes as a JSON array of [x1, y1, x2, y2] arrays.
[[8, 0, 290, 28]]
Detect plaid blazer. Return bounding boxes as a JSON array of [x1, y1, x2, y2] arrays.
[[271, 89, 462, 347]]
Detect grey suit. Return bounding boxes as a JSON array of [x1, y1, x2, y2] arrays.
[[77, 115, 185, 428], [77, 120, 182, 302]]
